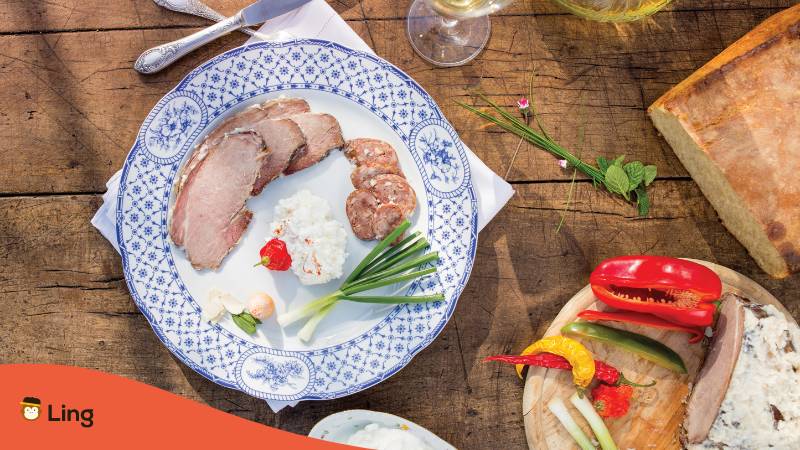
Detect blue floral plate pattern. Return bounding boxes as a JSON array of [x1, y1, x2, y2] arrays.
[[117, 40, 477, 402]]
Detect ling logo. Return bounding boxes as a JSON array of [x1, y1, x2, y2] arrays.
[[19, 396, 94, 427], [20, 397, 41, 420]]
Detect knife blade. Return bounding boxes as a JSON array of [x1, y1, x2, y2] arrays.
[[241, 0, 312, 26], [135, 0, 313, 74]]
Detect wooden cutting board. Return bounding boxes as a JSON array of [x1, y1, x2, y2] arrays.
[[522, 260, 794, 450]]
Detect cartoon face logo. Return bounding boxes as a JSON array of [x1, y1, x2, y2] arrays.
[[20, 397, 41, 420]]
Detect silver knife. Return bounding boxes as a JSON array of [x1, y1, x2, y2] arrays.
[[135, 0, 312, 74]]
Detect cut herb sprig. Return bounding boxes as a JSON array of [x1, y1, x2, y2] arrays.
[[458, 94, 657, 216], [277, 220, 443, 342]]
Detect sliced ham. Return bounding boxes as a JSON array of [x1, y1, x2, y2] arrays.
[[258, 97, 310, 119], [344, 138, 400, 168], [683, 293, 746, 444], [250, 118, 306, 195], [169, 131, 267, 270], [284, 113, 344, 174]]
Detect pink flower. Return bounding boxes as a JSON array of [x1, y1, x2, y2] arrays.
[[558, 160, 568, 169], [517, 97, 530, 110]]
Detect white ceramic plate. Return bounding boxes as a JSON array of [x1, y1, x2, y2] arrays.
[[118, 40, 478, 402], [309, 409, 455, 449]]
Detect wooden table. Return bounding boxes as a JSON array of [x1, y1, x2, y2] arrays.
[[2, 1, 798, 448]]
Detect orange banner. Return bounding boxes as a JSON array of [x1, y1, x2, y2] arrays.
[[1, 364, 354, 449]]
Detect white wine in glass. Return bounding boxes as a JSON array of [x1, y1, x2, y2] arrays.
[[407, 0, 514, 67]]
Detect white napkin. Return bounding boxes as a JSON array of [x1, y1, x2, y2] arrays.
[[91, 0, 514, 412]]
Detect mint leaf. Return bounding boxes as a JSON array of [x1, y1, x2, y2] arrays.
[[624, 161, 645, 191], [613, 155, 626, 167], [604, 165, 630, 200], [635, 187, 650, 216], [597, 156, 610, 173], [643, 165, 657, 186]]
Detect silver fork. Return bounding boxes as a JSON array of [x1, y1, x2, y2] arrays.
[[153, 0, 257, 36]]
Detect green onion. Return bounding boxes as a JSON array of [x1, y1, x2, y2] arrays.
[[547, 397, 595, 450], [571, 392, 618, 450], [277, 220, 443, 343]]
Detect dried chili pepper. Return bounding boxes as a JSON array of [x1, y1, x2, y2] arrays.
[[577, 309, 705, 344], [485, 353, 654, 387], [590, 256, 722, 327], [254, 238, 292, 271], [592, 383, 634, 418], [515, 336, 595, 389]]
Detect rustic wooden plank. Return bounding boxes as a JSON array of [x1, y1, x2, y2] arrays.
[[1, 183, 797, 447], [0, 1, 791, 34], [0, 7, 785, 194]]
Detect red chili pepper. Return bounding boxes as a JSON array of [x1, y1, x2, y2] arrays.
[[577, 310, 705, 344], [254, 238, 292, 271], [485, 354, 654, 387], [592, 383, 634, 418], [590, 256, 722, 327]]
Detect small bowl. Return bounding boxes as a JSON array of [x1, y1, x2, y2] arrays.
[[308, 409, 455, 449]]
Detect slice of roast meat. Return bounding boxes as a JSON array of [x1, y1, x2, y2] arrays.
[[345, 189, 380, 240], [250, 118, 306, 195], [169, 130, 267, 270], [366, 174, 417, 216], [344, 138, 400, 168], [683, 293, 746, 444], [284, 113, 344, 174], [350, 162, 402, 189], [258, 97, 311, 119]]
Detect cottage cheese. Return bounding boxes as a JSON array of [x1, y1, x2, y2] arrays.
[[688, 303, 800, 449], [346, 423, 432, 450], [270, 190, 347, 285]]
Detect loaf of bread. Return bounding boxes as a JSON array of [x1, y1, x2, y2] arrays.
[[648, 5, 800, 278]]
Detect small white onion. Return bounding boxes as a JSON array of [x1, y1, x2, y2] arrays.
[[247, 292, 275, 320]]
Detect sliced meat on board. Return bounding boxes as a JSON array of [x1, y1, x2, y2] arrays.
[[285, 113, 345, 174], [169, 130, 267, 270], [683, 293, 746, 444]]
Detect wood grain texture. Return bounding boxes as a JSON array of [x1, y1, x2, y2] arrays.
[[523, 262, 792, 450], [1, 1, 799, 449]]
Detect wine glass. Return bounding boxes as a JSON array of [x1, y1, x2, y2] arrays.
[[407, 0, 515, 67]]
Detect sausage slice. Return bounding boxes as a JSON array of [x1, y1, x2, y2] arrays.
[[345, 189, 379, 240], [367, 174, 417, 216], [344, 138, 400, 168], [372, 204, 405, 240], [351, 162, 402, 189]]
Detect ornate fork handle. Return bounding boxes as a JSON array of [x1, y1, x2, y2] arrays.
[[135, 12, 245, 74]]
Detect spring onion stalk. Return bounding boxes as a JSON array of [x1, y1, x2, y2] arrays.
[[547, 398, 595, 450], [277, 220, 443, 342], [570, 392, 617, 450]]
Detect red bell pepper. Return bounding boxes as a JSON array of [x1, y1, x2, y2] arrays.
[[577, 310, 705, 344], [589, 256, 721, 328]]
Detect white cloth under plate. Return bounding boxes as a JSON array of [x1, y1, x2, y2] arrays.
[[91, 0, 514, 411]]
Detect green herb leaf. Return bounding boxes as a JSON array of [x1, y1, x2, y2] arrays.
[[613, 155, 626, 167], [624, 161, 645, 191], [597, 156, 610, 173], [643, 165, 657, 186], [232, 313, 256, 334], [239, 311, 261, 325], [635, 187, 650, 217], [604, 165, 630, 199]]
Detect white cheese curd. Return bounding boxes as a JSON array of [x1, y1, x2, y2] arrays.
[[689, 303, 800, 450], [346, 423, 432, 450], [270, 190, 347, 286]]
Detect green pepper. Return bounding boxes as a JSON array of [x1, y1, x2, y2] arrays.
[[561, 322, 687, 374]]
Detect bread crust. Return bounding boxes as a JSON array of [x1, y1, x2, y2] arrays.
[[649, 5, 800, 277]]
